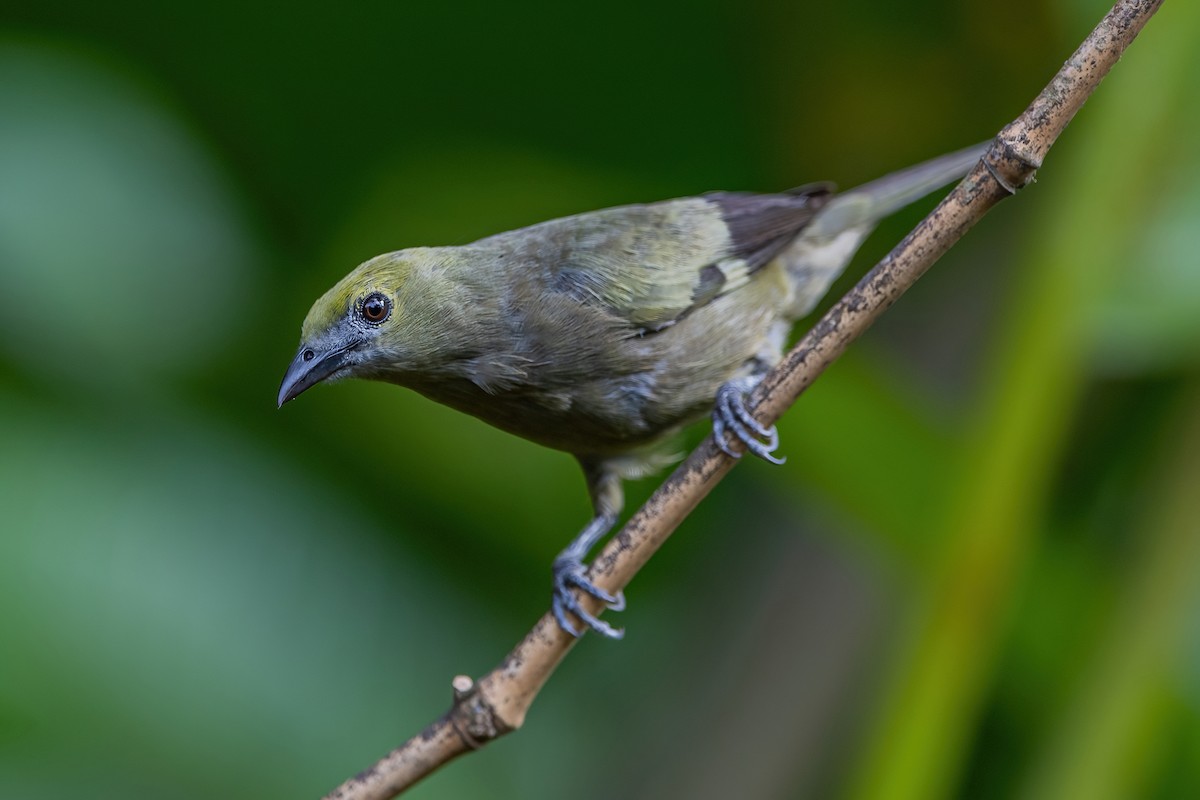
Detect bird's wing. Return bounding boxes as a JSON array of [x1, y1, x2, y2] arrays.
[[705, 183, 834, 271], [528, 187, 830, 331]]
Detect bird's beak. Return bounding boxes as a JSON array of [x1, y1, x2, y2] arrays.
[[277, 340, 360, 407]]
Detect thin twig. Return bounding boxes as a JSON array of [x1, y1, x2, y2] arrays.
[[321, 2, 1163, 797]]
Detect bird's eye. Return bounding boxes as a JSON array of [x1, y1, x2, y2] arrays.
[[361, 292, 391, 324]]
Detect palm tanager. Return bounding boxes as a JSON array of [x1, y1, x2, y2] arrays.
[[279, 143, 985, 639]]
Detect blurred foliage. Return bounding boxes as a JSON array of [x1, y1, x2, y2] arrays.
[[1, 1, 1198, 799]]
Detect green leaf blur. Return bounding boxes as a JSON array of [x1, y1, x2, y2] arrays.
[[1, 2, 1197, 798]]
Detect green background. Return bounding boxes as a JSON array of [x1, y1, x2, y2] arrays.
[[2, 1, 1199, 798]]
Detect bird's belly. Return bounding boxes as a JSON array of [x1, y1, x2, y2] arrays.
[[403, 373, 714, 457]]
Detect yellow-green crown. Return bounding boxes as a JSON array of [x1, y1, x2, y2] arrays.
[[300, 251, 415, 338]]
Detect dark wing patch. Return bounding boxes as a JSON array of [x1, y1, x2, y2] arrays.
[[708, 183, 835, 271], [691, 263, 727, 308]]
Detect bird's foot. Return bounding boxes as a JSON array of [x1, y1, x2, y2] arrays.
[[551, 555, 625, 640], [712, 377, 785, 465]]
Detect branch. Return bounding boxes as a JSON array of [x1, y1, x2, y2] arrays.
[[321, 2, 1163, 797]]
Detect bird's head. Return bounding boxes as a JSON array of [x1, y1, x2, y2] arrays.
[[278, 249, 430, 407]]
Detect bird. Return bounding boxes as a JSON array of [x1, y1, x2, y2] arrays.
[[278, 142, 985, 639]]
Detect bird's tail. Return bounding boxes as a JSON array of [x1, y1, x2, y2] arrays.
[[779, 141, 989, 319]]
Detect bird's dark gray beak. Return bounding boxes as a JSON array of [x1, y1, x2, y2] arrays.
[[277, 341, 358, 407]]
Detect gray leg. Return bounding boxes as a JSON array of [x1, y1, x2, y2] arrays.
[[551, 459, 626, 639], [712, 374, 785, 465]]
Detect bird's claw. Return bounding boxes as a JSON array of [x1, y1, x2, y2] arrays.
[[713, 378, 785, 465], [551, 557, 625, 639]]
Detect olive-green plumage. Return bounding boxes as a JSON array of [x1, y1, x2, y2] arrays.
[[279, 143, 986, 638]]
